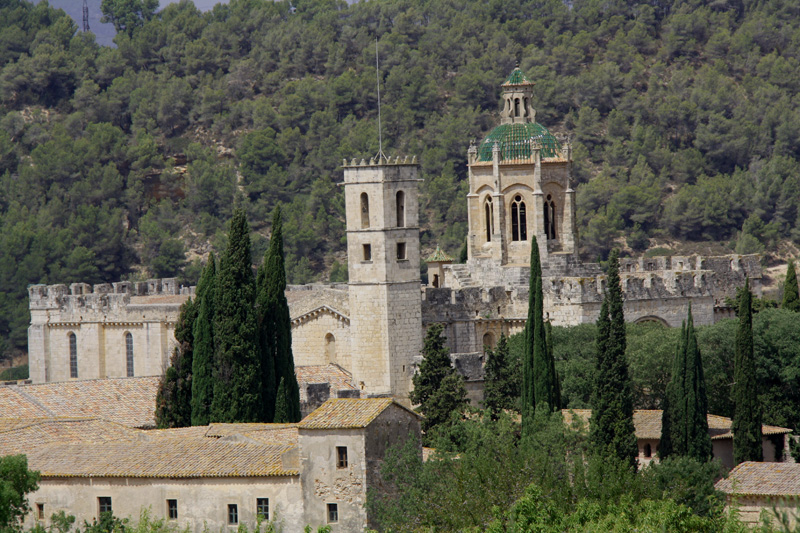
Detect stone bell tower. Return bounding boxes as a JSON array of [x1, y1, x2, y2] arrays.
[[342, 155, 422, 401]]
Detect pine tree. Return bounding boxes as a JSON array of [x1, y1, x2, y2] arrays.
[[210, 209, 263, 423], [483, 333, 516, 418], [590, 250, 638, 469], [410, 323, 467, 437], [660, 306, 712, 461], [155, 297, 196, 428], [257, 206, 301, 423], [783, 259, 799, 312], [273, 377, 288, 424], [191, 253, 216, 426], [733, 279, 762, 464]]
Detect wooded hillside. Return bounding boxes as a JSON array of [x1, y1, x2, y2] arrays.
[[1, 0, 799, 358]]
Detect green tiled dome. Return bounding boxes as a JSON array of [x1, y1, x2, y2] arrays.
[[477, 122, 561, 161], [502, 68, 534, 86]]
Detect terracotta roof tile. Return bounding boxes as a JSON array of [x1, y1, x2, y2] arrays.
[[560, 409, 790, 441], [0, 377, 160, 428], [716, 462, 800, 496], [0, 417, 142, 455], [27, 438, 297, 478], [295, 364, 358, 402], [298, 398, 419, 429]]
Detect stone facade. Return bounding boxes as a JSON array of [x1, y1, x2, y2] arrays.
[[343, 157, 423, 401], [28, 280, 192, 384]]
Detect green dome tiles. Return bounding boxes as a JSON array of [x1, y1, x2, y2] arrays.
[[426, 246, 454, 263], [477, 122, 561, 161], [502, 67, 534, 86]]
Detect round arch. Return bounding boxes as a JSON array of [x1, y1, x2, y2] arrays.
[[633, 316, 670, 327]]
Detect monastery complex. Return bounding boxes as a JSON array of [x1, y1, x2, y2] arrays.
[[27, 67, 761, 401]]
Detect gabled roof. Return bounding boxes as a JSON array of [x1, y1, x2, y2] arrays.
[[561, 409, 791, 441], [298, 398, 421, 430], [716, 462, 800, 497], [0, 377, 160, 428], [295, 364, 358, 402]]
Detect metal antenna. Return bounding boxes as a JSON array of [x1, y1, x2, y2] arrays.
[[375, 37, 386, 162], [82, 0, 90, 32]]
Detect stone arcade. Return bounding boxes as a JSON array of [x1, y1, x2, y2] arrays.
[[27, 67, 761, 404]]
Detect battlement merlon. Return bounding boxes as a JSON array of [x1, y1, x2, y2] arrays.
[[28, 278, 195, 310]]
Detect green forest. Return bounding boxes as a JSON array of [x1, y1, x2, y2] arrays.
[[1, 0, 800, 359]]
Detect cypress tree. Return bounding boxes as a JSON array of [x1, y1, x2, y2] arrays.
[[191, 253, 216, 426], [273, 377, 288, 424], [660, 306, 712, 461], [783, 259, 799, 312], [590, 250, 638, 469], [660, 321, 686, 459], [483, 333, 516, 418], [210, 209, 262, 423], [257, 206, 301, 423], [523, 237, 540, 433], [155, 297, 196, 428], [545, 318, 561, 410], [532, 273, 558, 415], [733, 279, 763, 464]]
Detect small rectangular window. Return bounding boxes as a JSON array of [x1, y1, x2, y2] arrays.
[[362, 244, 372, 261], [167, 499, 177, 520], [98, 497, 112, 514], [396, 242, 407, 260], [37, 503, 44, 520], [228, 504, 238, 525], [256, 498, 269, 521], [336, 446, 348, 469], [327, 503, 338, 523]]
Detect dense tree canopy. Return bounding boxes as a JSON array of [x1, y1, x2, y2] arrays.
[[2, 0, 800, 362]]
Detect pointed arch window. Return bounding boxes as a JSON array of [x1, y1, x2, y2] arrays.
[[125, 332, 134, 377], [69, 333, 78, 378], [511, 195, 527, 241], [396, 191, 405, 227], [484, 197, 493, 242], [360, 193, 370, 229], [544, 194, 557, 240]]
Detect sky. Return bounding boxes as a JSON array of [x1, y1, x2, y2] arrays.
[[39, 0, 231, 47]]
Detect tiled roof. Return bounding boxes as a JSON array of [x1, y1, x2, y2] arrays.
[[477, 122, 562, 161], [205, 423, 299, 445], [0, 377, 160, 428], [560, 409, 790, 441], [426, 246, 454, 263], [0, 417, 142, 455], [298, 398, 420, 429], [502, 67, 534, 86], [295, 364, 358, 402], [27, 438, 298, 478], [716, 462, 800, 496]]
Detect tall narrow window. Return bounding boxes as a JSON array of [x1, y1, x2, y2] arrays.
[[256, 498, 269, 521], [167, 499, 178, 520], [337, 446, 348, 468], [325, 333, 336, 363], [396, 242, 407, 260], [484, 197, 493, 242], [545, 194, 557, 240], [514, 98, 520, 117], [69, 333, 78, 378], [125, 332, 134, 377], [511, 196, 527, 241], [523, 97, 529, 117], [360, 192, 370, 229], [396, 190, 405, 227], [228, 504, 238, 525], [362, 243, 372, 261], [37, 503, 44, 520]]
